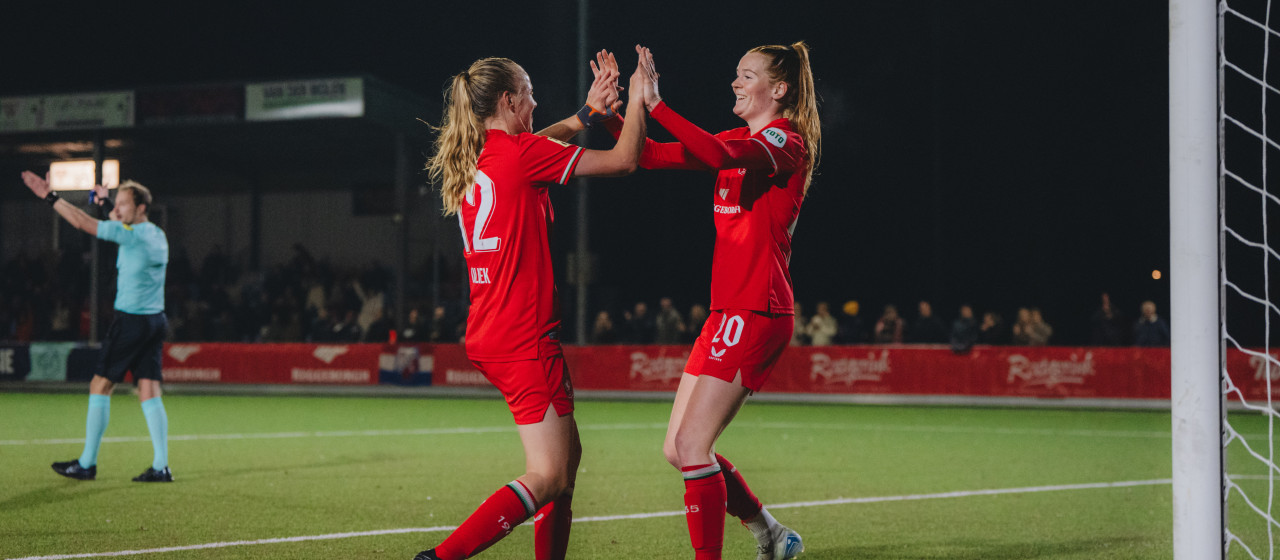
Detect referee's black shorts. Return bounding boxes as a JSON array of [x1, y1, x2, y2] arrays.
[[95, 311, 168, 384]]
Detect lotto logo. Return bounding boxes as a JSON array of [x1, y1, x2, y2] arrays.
[[762, 127, 787, 148]]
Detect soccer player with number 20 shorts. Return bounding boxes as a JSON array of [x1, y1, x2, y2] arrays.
[[413, 49, 649, 560], [609, 43, 821, 560]]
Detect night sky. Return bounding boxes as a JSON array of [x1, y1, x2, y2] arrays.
[[3, 1, 1178, 344]]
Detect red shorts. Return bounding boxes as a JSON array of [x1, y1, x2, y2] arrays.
[[473, 338, 574, 425], [684, 309, 793, 392]]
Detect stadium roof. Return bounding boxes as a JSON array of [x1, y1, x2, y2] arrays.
[[0, 75, 433, 199]]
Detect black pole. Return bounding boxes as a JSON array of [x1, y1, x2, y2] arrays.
[[91, 131, 104, 343]]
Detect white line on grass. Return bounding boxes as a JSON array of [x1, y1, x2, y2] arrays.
[[0, 421, 1180, 446], [6, 478, 1173, 560], [0, 423, 668, 446]]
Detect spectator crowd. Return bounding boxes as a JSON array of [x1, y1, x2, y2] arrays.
[[1, 246, 1171, 349]]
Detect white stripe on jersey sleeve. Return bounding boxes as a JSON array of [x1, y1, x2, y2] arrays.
[[750, 138, 778, 174], [559, 147, 585, 184]]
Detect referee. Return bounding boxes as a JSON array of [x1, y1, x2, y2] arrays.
[[21, 170, 173, 483]]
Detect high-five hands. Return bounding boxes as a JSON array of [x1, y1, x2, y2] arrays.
[[636, 45, 661, 112], [588, 49, 623, 114]]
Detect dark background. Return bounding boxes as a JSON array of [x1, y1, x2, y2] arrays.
[[2, 1, 1249, 345]]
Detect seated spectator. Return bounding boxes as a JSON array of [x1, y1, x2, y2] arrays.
[[978, 311, 1008, 345], [401, 307, 429, 342], [591, 310, 617, 344], [620, 301, 656, 344], [910, 300, 947, 343], [1027, 308, 1053, 346], [1134, 300, 1171, 347], [806, 301, 838, 346], [686, 304, 709, 344], [654, 297, 686, 344], [949, 304, 979, 354], [874, 304, 905, 344], [791, 302, 809, 346], [1090, 292, 1127, 346], [836, 300, 866, 344], [1011, 307, 1033, 345]]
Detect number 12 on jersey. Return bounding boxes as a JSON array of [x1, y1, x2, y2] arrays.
[[459, 170, 501, 254]]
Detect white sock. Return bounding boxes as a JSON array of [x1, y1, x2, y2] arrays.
[[746, 507, 779, 543]]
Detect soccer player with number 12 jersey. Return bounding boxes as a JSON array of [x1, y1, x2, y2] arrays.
[[414, 50, 650, 560]]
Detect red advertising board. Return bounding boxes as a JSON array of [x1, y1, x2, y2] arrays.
[[162, 343, 387, 384], [156, 342, 1277, 404]]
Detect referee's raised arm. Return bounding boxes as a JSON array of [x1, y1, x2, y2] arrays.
[[21, 170, 103, 236]]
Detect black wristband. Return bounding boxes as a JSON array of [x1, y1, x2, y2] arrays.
[[99, 196, 114, 215], [44, 192, 60, 206]]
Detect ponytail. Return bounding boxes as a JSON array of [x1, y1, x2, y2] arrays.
[[749, 41, 822, 195], [426, 57, 525, 215]]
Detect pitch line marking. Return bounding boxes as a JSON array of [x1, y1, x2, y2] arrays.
[[5, 478, 1172, 560], [0, 421, 1181, 447]]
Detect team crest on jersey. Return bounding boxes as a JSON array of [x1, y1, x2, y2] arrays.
[[762, 127, 787, 148], [541, 135, 572, 148], [718, 188, 729, 200]]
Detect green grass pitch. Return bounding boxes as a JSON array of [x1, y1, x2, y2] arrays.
[[0, 391, 1273, 559]]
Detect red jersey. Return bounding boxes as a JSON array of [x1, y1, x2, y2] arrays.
[[459, 129, 584, 361], [639, 102, 808, 314]]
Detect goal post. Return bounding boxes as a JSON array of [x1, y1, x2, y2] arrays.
[[1169, 0, 1225, 558]]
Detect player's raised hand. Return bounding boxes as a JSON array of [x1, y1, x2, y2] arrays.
[[91, 183, 110, 206], [635, 45, 661, 112], [586, 50, 620, 117], [21, 170, 51, 198], [588, 49, 623, 113], [629, 45, 652, 111]]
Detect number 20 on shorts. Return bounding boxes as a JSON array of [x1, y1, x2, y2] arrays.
[[713, 314, 745, 347]]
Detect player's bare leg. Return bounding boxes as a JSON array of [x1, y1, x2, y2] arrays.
[[520, 407, 581, 560], [667, 373, 749, 559], [425, 407, 580, 560], [665, 372, 803, 560]]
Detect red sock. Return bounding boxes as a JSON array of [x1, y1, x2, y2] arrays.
[[682, 463, 727, 560], [435, 480, 537, 560], [716, 454, 763, 520], [534, 489, 573, 560]]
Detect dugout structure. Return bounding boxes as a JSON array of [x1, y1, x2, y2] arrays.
[[0, 76, 439, 340]]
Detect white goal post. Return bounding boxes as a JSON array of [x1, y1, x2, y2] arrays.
[[1170, 0, 1225, 559]]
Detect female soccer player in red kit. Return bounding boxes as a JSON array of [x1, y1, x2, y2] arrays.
[[611, 43, 820, 559], [414, 52, 649, 560]]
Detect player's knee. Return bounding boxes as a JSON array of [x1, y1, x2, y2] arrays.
[[672, 430, 713, 468], [662, 441, 681, 469]]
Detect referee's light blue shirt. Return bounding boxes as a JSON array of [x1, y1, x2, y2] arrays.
[[96, 221, 168, 315]]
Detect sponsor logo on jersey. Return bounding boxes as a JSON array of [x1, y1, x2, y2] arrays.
[[167, 344, 202, 363], [762, 127, 787, 148], [708, 346, 726, 361], [810, 350, 891, 385], [714, 204, 742, 214], [718, 188, 729, 200], [470, 267, 492, 284], [313, 345, 350, 364], [1006, 352, 1095, 388], [542, 136, 572, 148], [737, 168, 746, 175]]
